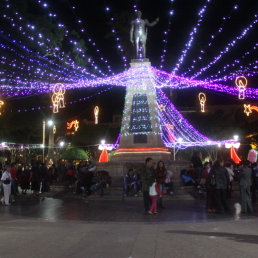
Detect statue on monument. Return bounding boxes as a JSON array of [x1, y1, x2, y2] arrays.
[[130, 11, 159, 59]]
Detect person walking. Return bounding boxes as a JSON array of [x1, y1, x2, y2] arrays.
[[148, 179, 162, 215], [155, 160, 167, 209], [239, 160, 253, 214], [208, 160, 230, 214], [1, 166, 11, 205], [140, 158, 155, 213]]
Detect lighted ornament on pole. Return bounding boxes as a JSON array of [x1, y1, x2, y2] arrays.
[[98, 140, 113, 163], [0, 100, 4, 115], [51, 83, 66, 114], [198, 92, 206, 112], [94, 106, 99, 124], [235, 76, 248, 100], [225, 141, 241, 164]]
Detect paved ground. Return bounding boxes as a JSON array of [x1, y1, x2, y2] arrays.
[[0, 193, 257, 258]]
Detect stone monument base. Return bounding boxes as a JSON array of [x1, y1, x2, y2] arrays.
[[111, 147, 172, 162], [97, 160, 190, 186]]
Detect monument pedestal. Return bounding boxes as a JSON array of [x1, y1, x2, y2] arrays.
[[111, 59, 171, 161]]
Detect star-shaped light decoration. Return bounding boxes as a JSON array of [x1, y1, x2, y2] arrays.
[[244, 104, 252, 116]]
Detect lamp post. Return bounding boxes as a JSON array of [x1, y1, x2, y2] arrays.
[[42, 121, 46, 162], [48, 120, 55, 160]]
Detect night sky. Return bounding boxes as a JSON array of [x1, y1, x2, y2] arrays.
[[0, 0, 257, 143]]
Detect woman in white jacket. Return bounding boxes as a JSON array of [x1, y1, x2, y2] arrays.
[[1, 166, 11, 205]]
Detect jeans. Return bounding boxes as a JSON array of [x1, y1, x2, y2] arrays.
[[149, 196, 157, 213], [158, 183, 164, 207], [143, 190, 151, 212], [11, 179, 17, 196], [124, 183, 137, 195]]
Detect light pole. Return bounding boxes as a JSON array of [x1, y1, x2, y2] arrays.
[[47, 120, 54, 160], [42, 120, 46, 162]]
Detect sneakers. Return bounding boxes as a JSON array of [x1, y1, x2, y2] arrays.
[[148, 211, 153, 215]]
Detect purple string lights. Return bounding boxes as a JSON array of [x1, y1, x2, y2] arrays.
[[172, 0, 212, 75], [156, 88, 234, 148], [105, 6, 128, 68], [191, 15, 258, 79], [0, 1, 257, 149]]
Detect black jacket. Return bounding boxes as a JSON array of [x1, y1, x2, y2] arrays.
[[209, 166, 230, 189]]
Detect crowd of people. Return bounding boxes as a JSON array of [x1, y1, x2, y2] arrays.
[[1, 154, 257, 217], [0, 161, 55, 205], [181, 151, 258, 215], [0, 160, 112, 206]]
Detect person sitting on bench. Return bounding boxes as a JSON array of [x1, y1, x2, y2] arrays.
[[124, 169, 138, 197]]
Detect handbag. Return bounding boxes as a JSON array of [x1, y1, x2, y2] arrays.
[[3, 178, 11, 185]]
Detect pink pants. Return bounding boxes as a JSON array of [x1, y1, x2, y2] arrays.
[[149, 196, 157, 213]]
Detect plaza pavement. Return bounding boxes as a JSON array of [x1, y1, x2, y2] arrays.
[[0, 193, 257, 258]]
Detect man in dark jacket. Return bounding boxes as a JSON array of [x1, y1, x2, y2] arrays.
[[140, 158, 155, 213], [239, 160, 253, 214], [208, 160, 230, 213]]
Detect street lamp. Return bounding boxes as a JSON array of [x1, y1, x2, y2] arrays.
[[233, 135, 239, 141], [47, 120, 54, 126], [59, 141, 65, 147]]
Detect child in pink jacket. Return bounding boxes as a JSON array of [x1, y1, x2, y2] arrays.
[[148, 180, 162, 214]]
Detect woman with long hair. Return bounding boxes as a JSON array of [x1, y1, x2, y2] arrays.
[[155, 160, 167, 209]]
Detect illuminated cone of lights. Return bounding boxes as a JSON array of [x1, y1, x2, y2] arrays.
[[112, 60, 171, 161], [99, 149, 109, 163]]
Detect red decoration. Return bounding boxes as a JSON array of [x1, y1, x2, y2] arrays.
[[99, 149, 109, 163], [230, 146, 241, 164]]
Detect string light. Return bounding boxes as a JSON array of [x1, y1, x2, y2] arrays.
[[235, 76, 248, 99], [159, 0, 175, 69], [1, 87, 112, 114], [172, 0, 212, 74], [191, 15, 258, 79], [198, 92, 206, 112], [156, 88, 234, 148], [182, 3, 240, 76], [105, 6, 128, 68]]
